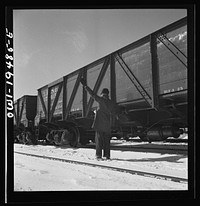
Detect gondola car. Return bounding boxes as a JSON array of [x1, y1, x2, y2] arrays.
[[15, 17, 188, 146]]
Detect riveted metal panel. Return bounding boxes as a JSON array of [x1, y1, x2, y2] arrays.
[[157, 25, 187, 95], [37, 86, 48, 119], [115, 42, 152, 104]]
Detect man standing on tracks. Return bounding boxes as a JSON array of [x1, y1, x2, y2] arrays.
[[80, 78, 118, 161]]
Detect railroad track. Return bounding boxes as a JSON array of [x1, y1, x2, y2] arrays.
[[14, 151, 187, 185], [82, 143, 187, 154], [37, 139, 187, 153]]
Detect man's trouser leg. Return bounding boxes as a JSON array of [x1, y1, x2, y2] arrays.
[[95, 131, 103, 158], [102, 132, 111, 158]]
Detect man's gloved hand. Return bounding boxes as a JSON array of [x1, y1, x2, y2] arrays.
[[80, 78, 87, 86]]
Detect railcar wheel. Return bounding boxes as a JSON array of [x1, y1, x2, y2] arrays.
[[60, 130, 71, 145], [23, 132, 34, 145], [17, 134, 23, 143], [66, 126, 79, 147], [45, 132, 54, 145], [22, 132, 28, 144], [14, 134, 20, 143], [54, 131, 62, 146]]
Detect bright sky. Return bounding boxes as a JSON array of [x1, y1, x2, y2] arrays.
[[13, 9, 187, 100]]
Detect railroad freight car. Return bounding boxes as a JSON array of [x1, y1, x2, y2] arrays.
[[14, 95, 37, 144], [33, 17, 187, 146]]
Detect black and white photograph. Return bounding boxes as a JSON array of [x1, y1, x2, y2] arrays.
[[5, 5, 196, 203]]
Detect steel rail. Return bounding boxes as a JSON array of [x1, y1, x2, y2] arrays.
[[15, 151, 187, 184], [84, 144, 187, 153]]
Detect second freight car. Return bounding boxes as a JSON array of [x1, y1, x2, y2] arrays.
[[14, 95, 37, 144]]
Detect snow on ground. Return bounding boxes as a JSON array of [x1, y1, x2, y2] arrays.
[[14, 142, 188, 191]]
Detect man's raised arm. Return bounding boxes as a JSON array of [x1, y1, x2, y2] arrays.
[[80, 78, 100, 101]]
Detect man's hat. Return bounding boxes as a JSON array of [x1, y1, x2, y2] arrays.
[[101, 88, 109, 95]]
